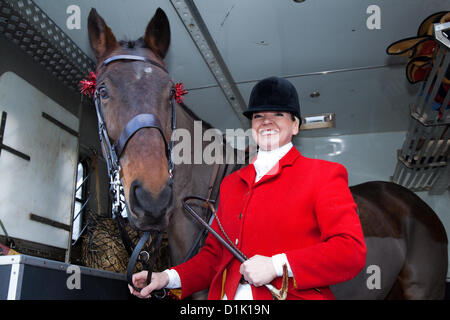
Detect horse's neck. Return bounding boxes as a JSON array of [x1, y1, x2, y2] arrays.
[[166, 104, 216, 265], [168, 104, 248, 267], [174, 103, 213, 192]]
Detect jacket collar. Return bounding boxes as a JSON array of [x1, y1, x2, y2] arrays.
[[237, 146, 301, 187]]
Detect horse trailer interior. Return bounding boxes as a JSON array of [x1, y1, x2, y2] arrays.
[[0, 0, 449, 300]]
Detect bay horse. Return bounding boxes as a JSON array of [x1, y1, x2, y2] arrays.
[[87, 8, 448, 299]]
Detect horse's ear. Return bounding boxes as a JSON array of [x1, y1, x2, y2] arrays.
[[144, 8, 171, 59], [88, 8, 118, 61]]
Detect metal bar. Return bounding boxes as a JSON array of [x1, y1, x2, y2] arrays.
[[416, 48, 444, 116], [71, 222, 88, 246], [440, 88, 450, 122], [417, 168, 432, 189], [7, 263, 23, 300], [423, 137, 440, 165], [398, 117, 414, 155], [0, 111, 31, 161], [421, 50, 450, 122], [433, 136, 448, 161], [398, 157, 446, 169], [75, 171, 91, 193], [426, 169, 439, 188], [0, 143, 30, 161], [170, 0, 249, 128], [441, 105, 450, 122], [411, 168, 426, 190], [0, 111, 6, 146], [397, 163, 408, 185], [42, 112, 78, 137], [422, 168, 435, 188], [404, 167, 417, 188], [431, 127, 445, 158], [414, 129, 433, 165], [437, 96, 450, 124], [66, 95, 83, 263], [427, 126, 447, 162], [405, 121, 424, 164], [186, 63, 407, 90], [435, 21, 450, 49], [424, 126, 441, 162], [391, 161, 402, 183], [29, 213, 70, 232], [72, 194, 91, 222], [0, 218, 13, 248]]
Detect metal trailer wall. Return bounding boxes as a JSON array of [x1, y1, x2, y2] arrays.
[[0, 34, 110, 258], [0, 71, 79, 249]]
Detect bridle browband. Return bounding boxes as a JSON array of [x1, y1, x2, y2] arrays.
[[94, 54, 176, 298]]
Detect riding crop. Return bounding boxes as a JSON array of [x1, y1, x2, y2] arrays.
[[183, 196, 288, 300]]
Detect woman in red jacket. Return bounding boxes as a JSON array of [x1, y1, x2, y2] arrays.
[[130, 76, 366, 300]]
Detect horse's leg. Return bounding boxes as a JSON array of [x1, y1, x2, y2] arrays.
[[369, 182, 448, 300], [386, 214, 448, 299], [346, 181, 448, 300], [330, 236, 406, 299], [331, 187, 409, 300]]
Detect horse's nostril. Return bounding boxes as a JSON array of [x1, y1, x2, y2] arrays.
[[130, 180, 171, 221], [134, 186, 149, 208]]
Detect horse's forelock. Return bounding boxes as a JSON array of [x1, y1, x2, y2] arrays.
[[118, 37, 146, 49]]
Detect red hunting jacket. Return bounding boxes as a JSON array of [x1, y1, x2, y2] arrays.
[[172, 147, 366, 300]]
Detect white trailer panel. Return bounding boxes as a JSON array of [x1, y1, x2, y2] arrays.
[[0, 72, 78, 249]]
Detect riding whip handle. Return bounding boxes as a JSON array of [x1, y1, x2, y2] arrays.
[[182, 196, 287, 300]]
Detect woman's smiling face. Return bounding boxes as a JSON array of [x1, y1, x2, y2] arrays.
[[251, 111, 299, 151]]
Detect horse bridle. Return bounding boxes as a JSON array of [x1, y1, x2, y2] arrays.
[[94, 54, 176, 209], [94, 54, 176, 298], [93, 54, 226, 299]]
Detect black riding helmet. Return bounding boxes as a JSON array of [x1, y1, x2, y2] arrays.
[[243, 76, 301, 125]]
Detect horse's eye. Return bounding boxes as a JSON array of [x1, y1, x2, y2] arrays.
[[99, 87, 109, 99]]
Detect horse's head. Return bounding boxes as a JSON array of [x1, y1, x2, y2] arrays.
[[88, 8, 174, 231]]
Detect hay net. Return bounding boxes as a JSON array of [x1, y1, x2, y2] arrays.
[[81, 210, 169, 274]]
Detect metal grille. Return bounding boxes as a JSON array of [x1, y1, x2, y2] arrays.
[[0, 0, 95, 91], [392, 22, 450, 194], [392, 119, 448, 191]]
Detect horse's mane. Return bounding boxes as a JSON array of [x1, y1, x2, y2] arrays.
[[179, 102, 213, 130], [119, 37, 146, 49]]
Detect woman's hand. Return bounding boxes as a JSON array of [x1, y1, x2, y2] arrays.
[[239, 255, 277, 287], [128, 271, 169, 299]]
